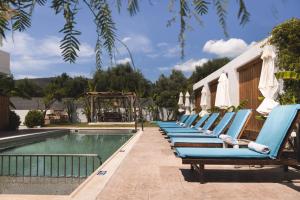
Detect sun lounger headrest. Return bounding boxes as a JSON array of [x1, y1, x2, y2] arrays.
[[226, 109, 252, 138], [202, 113, 219, 130], [193, 114, 209, 128], [212, 112, 235, 136], [255, 104, 300, 158]]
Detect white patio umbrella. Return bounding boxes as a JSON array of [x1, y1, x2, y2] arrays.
[[177, 92, 185, 113], [184, 91, 191, 115], [190, 101, 196, 114], [257, 45, 279, 115], [199, 86, 210, 116], [215, 73, 231, 109]]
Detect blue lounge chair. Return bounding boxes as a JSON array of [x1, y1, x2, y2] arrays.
[[159, 114, 198, 129], [161, 114, 210, 133], [158, 114, 193, 128], [156, 114, 189, 126], [176, 105, 300, 183], [170, 109, 252, 147], [165, 113, 220, 135]]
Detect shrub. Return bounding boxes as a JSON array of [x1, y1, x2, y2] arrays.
[[24, 110, 44, 128], [269, 18, 300, 104], [7, 111, 21, 131]]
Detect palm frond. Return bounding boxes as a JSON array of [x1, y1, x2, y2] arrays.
[[193, 0, 209, 15], [0, 13, 10, 39], [179, 0, 190, 59], [97, 3, 116, 58], [127, 0, 139, 16], [116, 0, 122, 13], [214, 0, 228, 37], [12, 9, 31, 31], [237, 0, 250, 26], [58, 1, 81, 64]]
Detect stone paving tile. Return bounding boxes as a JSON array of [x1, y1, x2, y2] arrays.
[[97, 127, 300, 200]]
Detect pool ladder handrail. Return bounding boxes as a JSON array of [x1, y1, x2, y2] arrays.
[[0, 153, 102, 178]]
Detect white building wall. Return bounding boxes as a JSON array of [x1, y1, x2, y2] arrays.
[[193, 39, 267, 107], [0, 50, 10, 74]]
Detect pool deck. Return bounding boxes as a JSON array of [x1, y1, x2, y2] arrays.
[[96, 127, 300, 200], [0, 127, 299, 199]]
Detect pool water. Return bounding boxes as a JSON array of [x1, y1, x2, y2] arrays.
[[0, 131, 133, 177]]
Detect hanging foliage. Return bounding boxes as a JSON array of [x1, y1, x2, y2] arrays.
[[269, 18, 300, 104]]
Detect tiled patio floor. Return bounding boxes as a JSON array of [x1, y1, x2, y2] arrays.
[[97, 127, 300, 200]]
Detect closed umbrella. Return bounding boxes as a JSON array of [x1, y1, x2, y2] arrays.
[[190, 101, 196, 114], [257, 45, 279, 115], [184, 91, 191, 115], [199, 86, 209, 116], [215, 73, 231, 109], [177, 92, 184, 112]]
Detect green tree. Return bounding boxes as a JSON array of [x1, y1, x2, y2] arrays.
[[0, 0, 250, 66], [0, 74, 30, 107], [154, 70, 188, 120], [92, 63, 153, 97], [15, 78, 44, 97], [43, 73, 88, 121], [269, 18, 300, 104]]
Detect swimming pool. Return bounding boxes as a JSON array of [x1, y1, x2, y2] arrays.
[[0, 129, 134, 194]]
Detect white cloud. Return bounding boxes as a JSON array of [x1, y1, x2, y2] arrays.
[[158, 67, 172, 71], [173, 58, 208, 72], [2, 32, 94, 73], [157, 42, 168, 47], [117, 34, 153, 55], [163, 45, 180, 58], [14, 74, 39, 79], [116, 57, 131, 65], [203, 38, 256, 57]]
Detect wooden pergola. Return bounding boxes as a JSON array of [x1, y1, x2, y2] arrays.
[[86, 92, 138, 123]]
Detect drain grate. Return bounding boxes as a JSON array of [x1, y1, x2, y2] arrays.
[[97, 170, 107, 176]]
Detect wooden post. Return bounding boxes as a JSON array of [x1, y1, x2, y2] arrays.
[[199, 164, 205, 184], [296, 121, 300, 162], [134, 96, 137, 132], [90, 96, 94, 122]]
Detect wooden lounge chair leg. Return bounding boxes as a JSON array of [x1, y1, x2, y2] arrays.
[[283, 165, 288, 172], [199, 164, 205, 184], [191, 164, 194, 170]]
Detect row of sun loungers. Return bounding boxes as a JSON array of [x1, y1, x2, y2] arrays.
[[156, 105, 300, 183]]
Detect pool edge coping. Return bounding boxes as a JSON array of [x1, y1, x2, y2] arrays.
[[69, 129, 143, 200]]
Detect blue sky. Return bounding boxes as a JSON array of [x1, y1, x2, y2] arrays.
[[2, 0, 300, 81]]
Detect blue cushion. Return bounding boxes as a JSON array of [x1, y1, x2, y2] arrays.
[[176, 148, 269, 158], [193, 114, 209, 128], [171, 137, 223, 145], [165, 128, 198, 133], [168, 132, 218, 137], [160, 114, 198, 129], [157, 115, 189, 125], [211, 112, 235, 136], [184, 114, 199, 127], [165, 112, 233, 135], [226, 109, 252, 138], [255, 104, 300, 158], [202, 113, 219, 130]]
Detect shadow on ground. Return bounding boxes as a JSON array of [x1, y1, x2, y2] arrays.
[[180, 167, 300, 192]]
